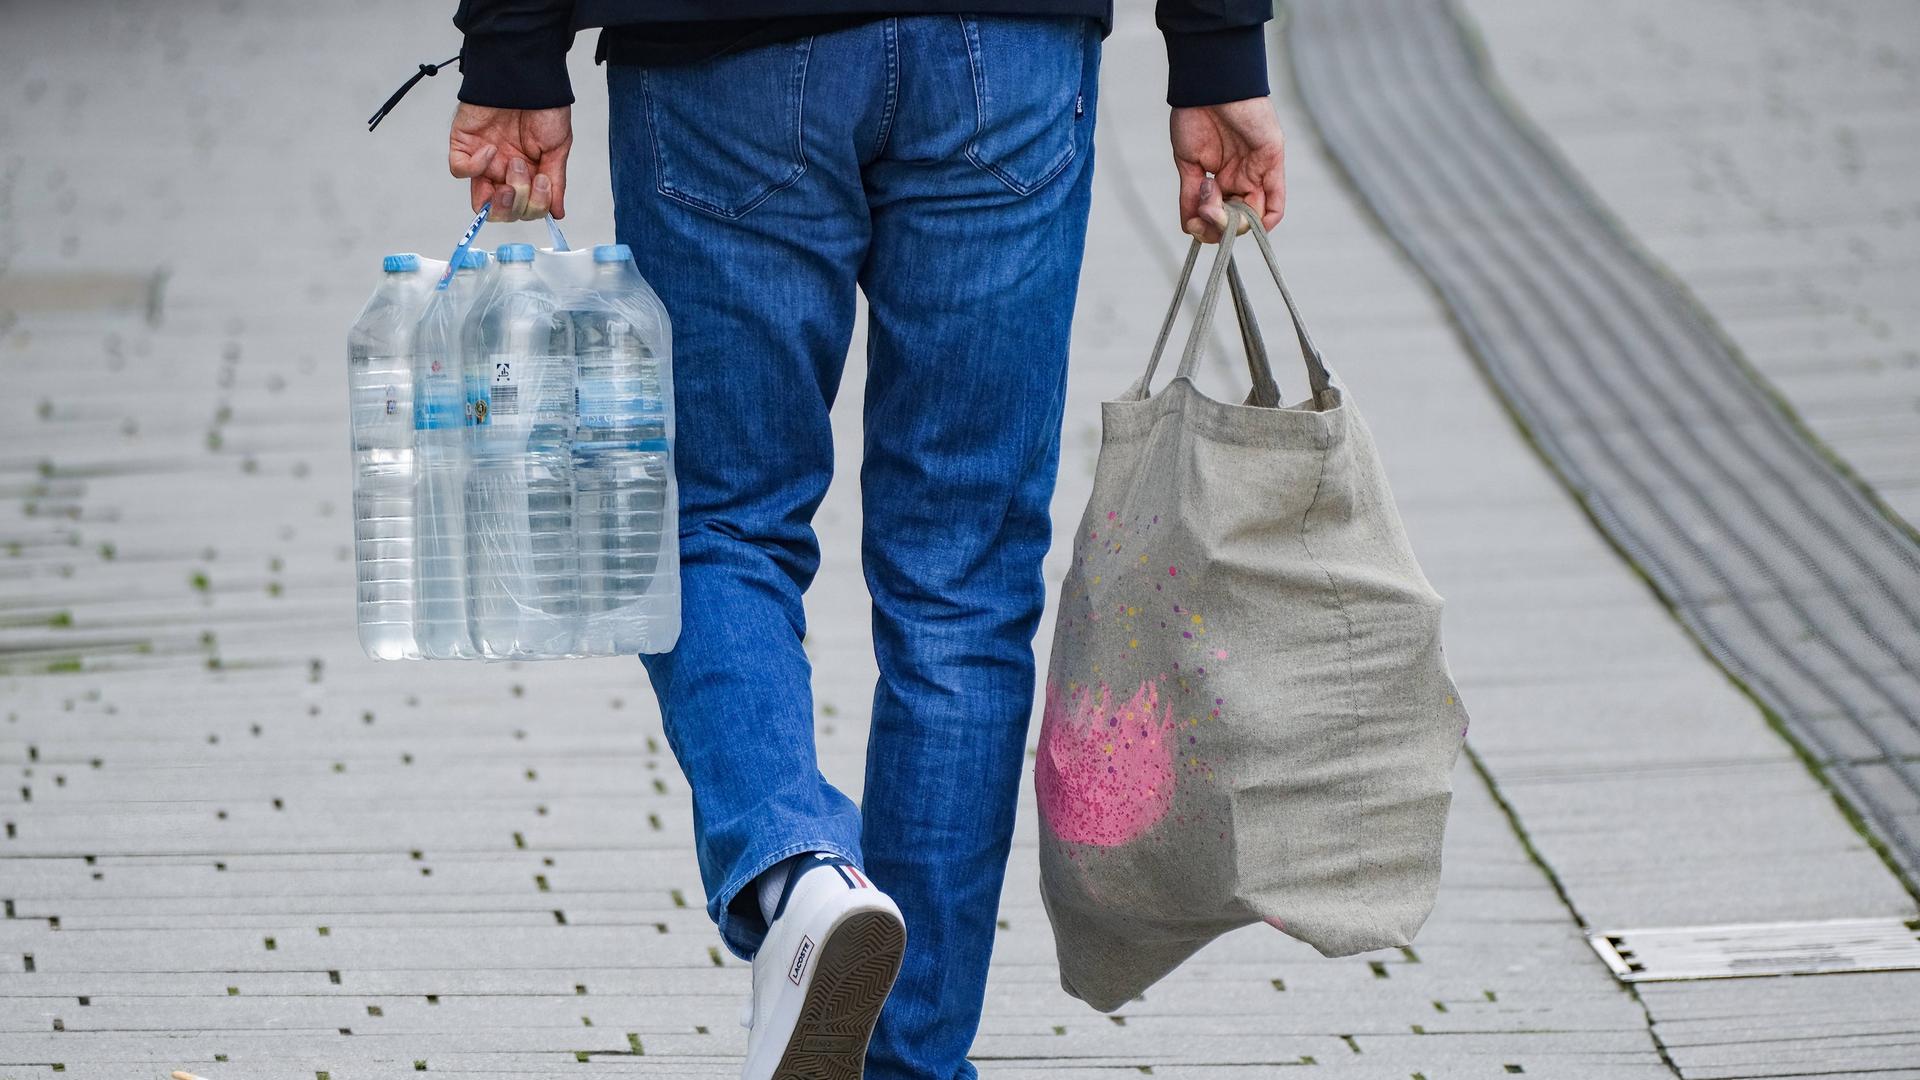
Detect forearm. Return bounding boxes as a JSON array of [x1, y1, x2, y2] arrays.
[[1155, 0, 1273, 107], [453, 0, 577, 109]]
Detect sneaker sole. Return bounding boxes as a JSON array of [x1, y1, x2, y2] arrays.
[[769, 908, 906, 1080]]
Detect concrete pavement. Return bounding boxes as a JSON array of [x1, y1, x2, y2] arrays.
[[1, 1, 1916, 1076]]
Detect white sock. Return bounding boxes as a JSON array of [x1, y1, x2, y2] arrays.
[[755, 855, 801, 926]]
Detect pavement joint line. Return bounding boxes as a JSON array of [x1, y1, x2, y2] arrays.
[[1461, 742, 1683, 1077]]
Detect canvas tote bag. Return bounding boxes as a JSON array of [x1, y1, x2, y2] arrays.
[[1036, 203, 1469, 1011]]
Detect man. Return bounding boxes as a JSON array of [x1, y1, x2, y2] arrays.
[[444, 3, 1285, 1077]]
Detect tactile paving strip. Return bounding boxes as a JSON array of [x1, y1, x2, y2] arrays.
[[1287, 0, 1920, 882]]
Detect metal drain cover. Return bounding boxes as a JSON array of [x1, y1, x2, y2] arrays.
[[1590, 918, 1920, 982]]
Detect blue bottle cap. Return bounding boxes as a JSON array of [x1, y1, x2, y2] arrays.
[[593, 243, 633, 264], [496, 243, 536, 263], [382, 253, 421, 273], [456, 248, 490, 270]]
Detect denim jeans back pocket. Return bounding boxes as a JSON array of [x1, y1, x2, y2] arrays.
[[961, 15, 1090, 196], [640, 40, 812, 219]]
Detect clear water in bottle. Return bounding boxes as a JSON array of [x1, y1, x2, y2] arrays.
[[572, 244, 674, 654], [410, 248, 491, 659], [463, 243, 580, 657], [347, 253, 432, 660]]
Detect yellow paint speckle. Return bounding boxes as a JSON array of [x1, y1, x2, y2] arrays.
[[1190, 614, 1203, 624], [1128, 639, 1139, 648]]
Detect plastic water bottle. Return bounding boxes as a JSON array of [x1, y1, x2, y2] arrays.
[[347, 253, 432, 660], [410, 248, 491, 659], [572, 244, 674, 654], [463, 243, 579, 657]]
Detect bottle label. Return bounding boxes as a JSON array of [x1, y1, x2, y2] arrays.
[[412, 359, 462, 430], [576, 384, 664, 431], [475, 354, 569, 429], [488, 359, 520, 418]]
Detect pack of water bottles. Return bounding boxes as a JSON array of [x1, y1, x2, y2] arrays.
[[346, 239, 680, 661]]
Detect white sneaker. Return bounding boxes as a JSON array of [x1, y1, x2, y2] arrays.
[[740, 853, 906, 1080]]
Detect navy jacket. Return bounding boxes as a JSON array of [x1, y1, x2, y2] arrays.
[[453, 1, 1272, 111]]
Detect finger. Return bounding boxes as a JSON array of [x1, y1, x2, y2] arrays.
[[1262, 165, 1287, 231], [506, 157, 533, 220], [1197, 175, 1229, 244], [488, 184, 515, 221], [449, 142, 497, 180], [536, 146, 570, 221], [1175, 157, 1209, 238], [1221, 190, 1259, 236], [525, 173, 552, 221], [470, 177, 490, 214]]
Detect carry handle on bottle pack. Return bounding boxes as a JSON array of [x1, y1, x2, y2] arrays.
[[345, 208, 680, 662]]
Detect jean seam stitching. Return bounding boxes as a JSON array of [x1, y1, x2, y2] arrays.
[[790, 36, 814, 192], [639, 67, 669, 209], [871, 18, 901, 161], [960, 16, 988, 173]]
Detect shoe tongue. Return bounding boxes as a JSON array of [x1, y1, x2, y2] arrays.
[[771, 853, 856, 923]]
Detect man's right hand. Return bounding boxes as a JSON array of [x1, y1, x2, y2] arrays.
[[448, 102, 574, 221]]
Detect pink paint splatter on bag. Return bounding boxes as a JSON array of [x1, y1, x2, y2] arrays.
[[1037, 681, 1178, 847]]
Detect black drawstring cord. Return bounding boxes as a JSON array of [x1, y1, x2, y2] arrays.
[[367, 53, 461, 131]]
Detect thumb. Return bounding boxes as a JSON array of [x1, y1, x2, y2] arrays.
[[1196, 176, 1229, 243], [536, 148, 570, 221], [449, 142, 497, 180]]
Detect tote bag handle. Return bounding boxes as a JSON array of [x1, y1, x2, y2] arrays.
[[1138, 201, 1334, 409]]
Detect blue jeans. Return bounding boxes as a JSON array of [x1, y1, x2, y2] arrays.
[[610, 15, 1101, 1080]]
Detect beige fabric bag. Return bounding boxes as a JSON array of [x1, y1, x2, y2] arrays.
[[1037, 204, 1469, 1011]]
